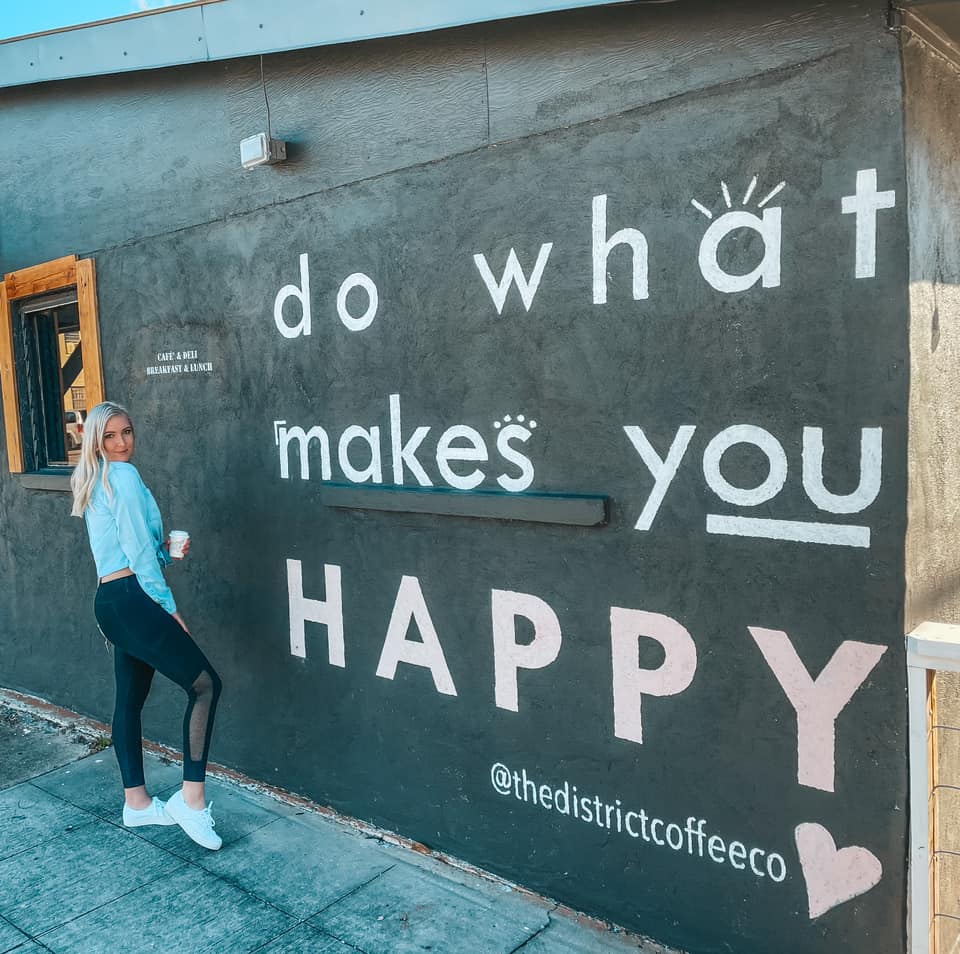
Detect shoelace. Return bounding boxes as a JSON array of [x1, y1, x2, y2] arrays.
[[199, 802, 216, 828]]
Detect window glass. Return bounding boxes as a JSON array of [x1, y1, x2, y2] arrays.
[[13, 293, 85, 469]]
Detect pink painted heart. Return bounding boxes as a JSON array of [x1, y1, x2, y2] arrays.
[[795, 823, 883, 919]]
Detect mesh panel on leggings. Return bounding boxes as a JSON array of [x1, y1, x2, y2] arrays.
[[184, 669, 221, 776]]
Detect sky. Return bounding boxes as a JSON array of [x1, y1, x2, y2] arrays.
[[0, 0, 186, 42]]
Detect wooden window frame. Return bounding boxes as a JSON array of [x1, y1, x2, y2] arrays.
[[906, 622, 960, 954], [0, 254, 105, 474]]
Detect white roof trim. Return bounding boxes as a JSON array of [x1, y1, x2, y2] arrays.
[[0, 0, 624, 89]]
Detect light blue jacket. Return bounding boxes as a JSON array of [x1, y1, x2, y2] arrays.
[[84, 461, 177, 614]]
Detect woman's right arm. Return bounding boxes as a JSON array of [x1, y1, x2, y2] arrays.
[[109, 467, 178, 615]]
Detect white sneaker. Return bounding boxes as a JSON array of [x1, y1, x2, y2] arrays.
[[164, 789, 222, 850], [123, 796, 178, 828]]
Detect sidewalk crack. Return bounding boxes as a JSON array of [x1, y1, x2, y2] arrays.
[[30, 863, 189, 943], [313, 863, 397, 917], [507, 907, 557, 954], [310, 925, 374, 954]]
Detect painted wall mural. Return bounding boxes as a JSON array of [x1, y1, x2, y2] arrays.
[[262, 167, 902, 942], [122, 55, 908, 954], [270, 169, 893, 548]]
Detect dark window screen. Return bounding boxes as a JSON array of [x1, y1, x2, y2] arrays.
[[13, 291, 84, 470]]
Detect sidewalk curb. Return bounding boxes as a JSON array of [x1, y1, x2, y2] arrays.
[[0, 686, 678, 953]]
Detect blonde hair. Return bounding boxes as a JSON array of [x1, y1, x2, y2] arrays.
[[70, 402, 132, 517]]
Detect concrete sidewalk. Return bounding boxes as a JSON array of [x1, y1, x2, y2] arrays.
[[0, 714, 673, 954]]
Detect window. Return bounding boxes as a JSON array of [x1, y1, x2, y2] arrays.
[[17, 292, 86, 467], [0, 255, 105, 479], [907, 624, 960, 954]]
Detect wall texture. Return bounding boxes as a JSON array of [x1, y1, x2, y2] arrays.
[[0, 0, 889, 273], [0, 4, 912, 952], [903, 31, 960, 632], [903, 29, 960, 954]]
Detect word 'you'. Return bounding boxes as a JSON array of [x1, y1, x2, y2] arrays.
[[628, 424, 883, 548]]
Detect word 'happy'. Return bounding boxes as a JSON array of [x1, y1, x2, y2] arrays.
[[286, 559, 886, 795]]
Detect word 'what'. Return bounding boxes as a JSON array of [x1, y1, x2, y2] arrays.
[[270, 169, 896, 337]]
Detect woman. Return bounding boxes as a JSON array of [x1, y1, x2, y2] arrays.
[[71, 401, 223, 850]]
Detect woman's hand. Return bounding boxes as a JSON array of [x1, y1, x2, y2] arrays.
[[172, 612, 190, 634], [164, 537, 191, 559]]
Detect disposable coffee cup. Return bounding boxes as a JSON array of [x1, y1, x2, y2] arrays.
[[168, 530, 190, 560]]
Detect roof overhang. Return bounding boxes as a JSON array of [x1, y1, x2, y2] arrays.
[[0, 0, 632, 90]]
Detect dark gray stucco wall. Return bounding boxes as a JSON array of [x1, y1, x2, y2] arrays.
[[0, 0, 889, 273], [903, 32, 960, 632], [0, 4, 911, 953]]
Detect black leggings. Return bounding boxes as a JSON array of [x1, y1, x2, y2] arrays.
[[94, 576, 222, 789]]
